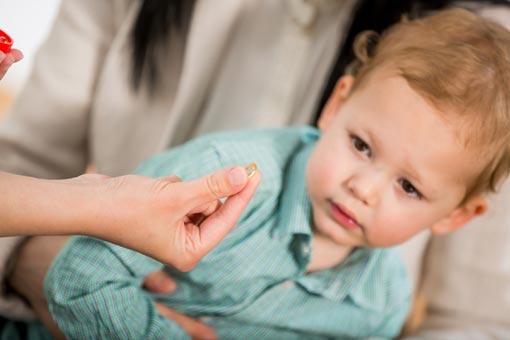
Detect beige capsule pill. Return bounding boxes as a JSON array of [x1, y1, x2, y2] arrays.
[[245, 163, 258, 179]]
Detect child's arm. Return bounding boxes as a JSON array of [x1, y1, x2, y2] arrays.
[[44, 236, 189, 339]]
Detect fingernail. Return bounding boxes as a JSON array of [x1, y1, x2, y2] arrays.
[[244, 163, 257, 179], [228, 167, 247, 187]]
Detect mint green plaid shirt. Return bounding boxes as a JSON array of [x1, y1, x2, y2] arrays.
[[45, 126, 411, 339]]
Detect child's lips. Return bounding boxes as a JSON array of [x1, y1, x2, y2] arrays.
[[330, 201, 360, 230]]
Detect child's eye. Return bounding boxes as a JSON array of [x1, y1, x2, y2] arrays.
[[398, 178, 423, 199], [351, 135, 372, 157]]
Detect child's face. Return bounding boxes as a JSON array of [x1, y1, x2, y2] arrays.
[[306, 71, 486, 247]]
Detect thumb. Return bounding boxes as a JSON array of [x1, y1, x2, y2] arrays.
[[181, 164, 257, 208], [10, 49, 23, 63], [190, 171, 261, 261]]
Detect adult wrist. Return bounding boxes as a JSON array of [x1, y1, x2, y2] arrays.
[[48, 175, 109, 237], [0, 172, 102, 236]]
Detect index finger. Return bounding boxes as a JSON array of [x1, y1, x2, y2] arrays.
[[9, 49, 24, 62], [178, 164, 257, 211], [0, 49, 22, 79], [193, 171, 261, 259]]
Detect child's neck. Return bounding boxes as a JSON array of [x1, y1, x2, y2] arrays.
[[306, 232, 353, 273]]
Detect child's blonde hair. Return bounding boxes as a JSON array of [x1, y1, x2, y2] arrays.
[[349, 8, 510, 201]]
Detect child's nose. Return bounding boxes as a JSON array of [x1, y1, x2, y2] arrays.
[[346, 170, 385, 206]]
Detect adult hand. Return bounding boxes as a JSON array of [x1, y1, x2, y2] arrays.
[[1, 165, 259, 269], [80, 165, 261, 270], [0, 49, 23, 79]]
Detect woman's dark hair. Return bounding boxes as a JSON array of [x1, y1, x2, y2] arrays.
[[130, 0, 194, 93], [312, 0, 455, 123], [130, 0, 507, 99]]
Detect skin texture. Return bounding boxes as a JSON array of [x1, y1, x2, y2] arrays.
[[2, 45, 259, 340], [0, 49, 23, 79], [2, 45, 485, 336], [306, 71, 487, 270], [6, 167, 260, 340], [1, 166, 259, 269]]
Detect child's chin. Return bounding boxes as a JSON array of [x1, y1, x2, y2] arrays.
[[315, 223, 356, 246]]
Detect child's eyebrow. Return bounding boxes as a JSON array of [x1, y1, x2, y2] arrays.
[[366, 129, 427, 192], [400, 158, 425, 189]]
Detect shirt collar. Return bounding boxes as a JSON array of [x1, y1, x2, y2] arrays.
[[274, 127, 320, 239], [297, 248, 397, 312]]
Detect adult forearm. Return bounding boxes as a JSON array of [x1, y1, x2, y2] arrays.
[[0, 171, 97, 236], [0, 164, 258, 267]]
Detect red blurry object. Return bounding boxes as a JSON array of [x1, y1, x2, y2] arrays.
[[0, 30, 13, 53]]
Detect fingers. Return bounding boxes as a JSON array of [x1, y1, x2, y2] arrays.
[[160, 175, 182, 184], [188, 199, 220, 216], [143, 270, 177, 293], [10, 49, 23, 62], [192, 171, 261, 259], [180, 166, 251, 209], [0, 49, 23, 79], [186, 199, 220, 226], [156, 303, 217, 340]]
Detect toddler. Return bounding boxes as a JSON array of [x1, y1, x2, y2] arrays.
[[44, 8, 510, 339]]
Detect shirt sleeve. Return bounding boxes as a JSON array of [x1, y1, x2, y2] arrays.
[[44, 236, 189, 339], [133, 132, 226, 180], [373, 250, 413, 338], [374, 298, 411, 338], [44, 136, 225, 339]]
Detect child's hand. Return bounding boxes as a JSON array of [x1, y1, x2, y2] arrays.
[[0, 49, 23, 80], [143, 270, 216, 339], [143, 269, 178, 293], [156, 302, 217, 340]]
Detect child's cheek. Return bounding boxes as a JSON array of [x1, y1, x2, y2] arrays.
[[308, 148, 333, 186], [370, 209, 426, 246]]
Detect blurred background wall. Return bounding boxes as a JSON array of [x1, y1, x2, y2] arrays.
[[0, 0, 61, 115]]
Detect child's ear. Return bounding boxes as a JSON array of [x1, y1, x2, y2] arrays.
[[430, 196, 487, 235], [317, 75, 355, 131]]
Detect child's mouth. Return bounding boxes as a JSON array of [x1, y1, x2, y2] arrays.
[[330, 201, 360, 230]]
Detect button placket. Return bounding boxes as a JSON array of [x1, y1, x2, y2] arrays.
[[256, 0, 318, 127]]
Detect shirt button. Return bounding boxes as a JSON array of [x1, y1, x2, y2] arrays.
[[302, 244, 310, 256], [282, 280, 295, 289]]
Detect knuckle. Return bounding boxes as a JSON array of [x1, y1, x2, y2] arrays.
[[174, 257, 197, 272], [167, 175, 182, 183], [206, 174, 223, 199], [212, 208, 229, 227], [152, 177, 173, 196]]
